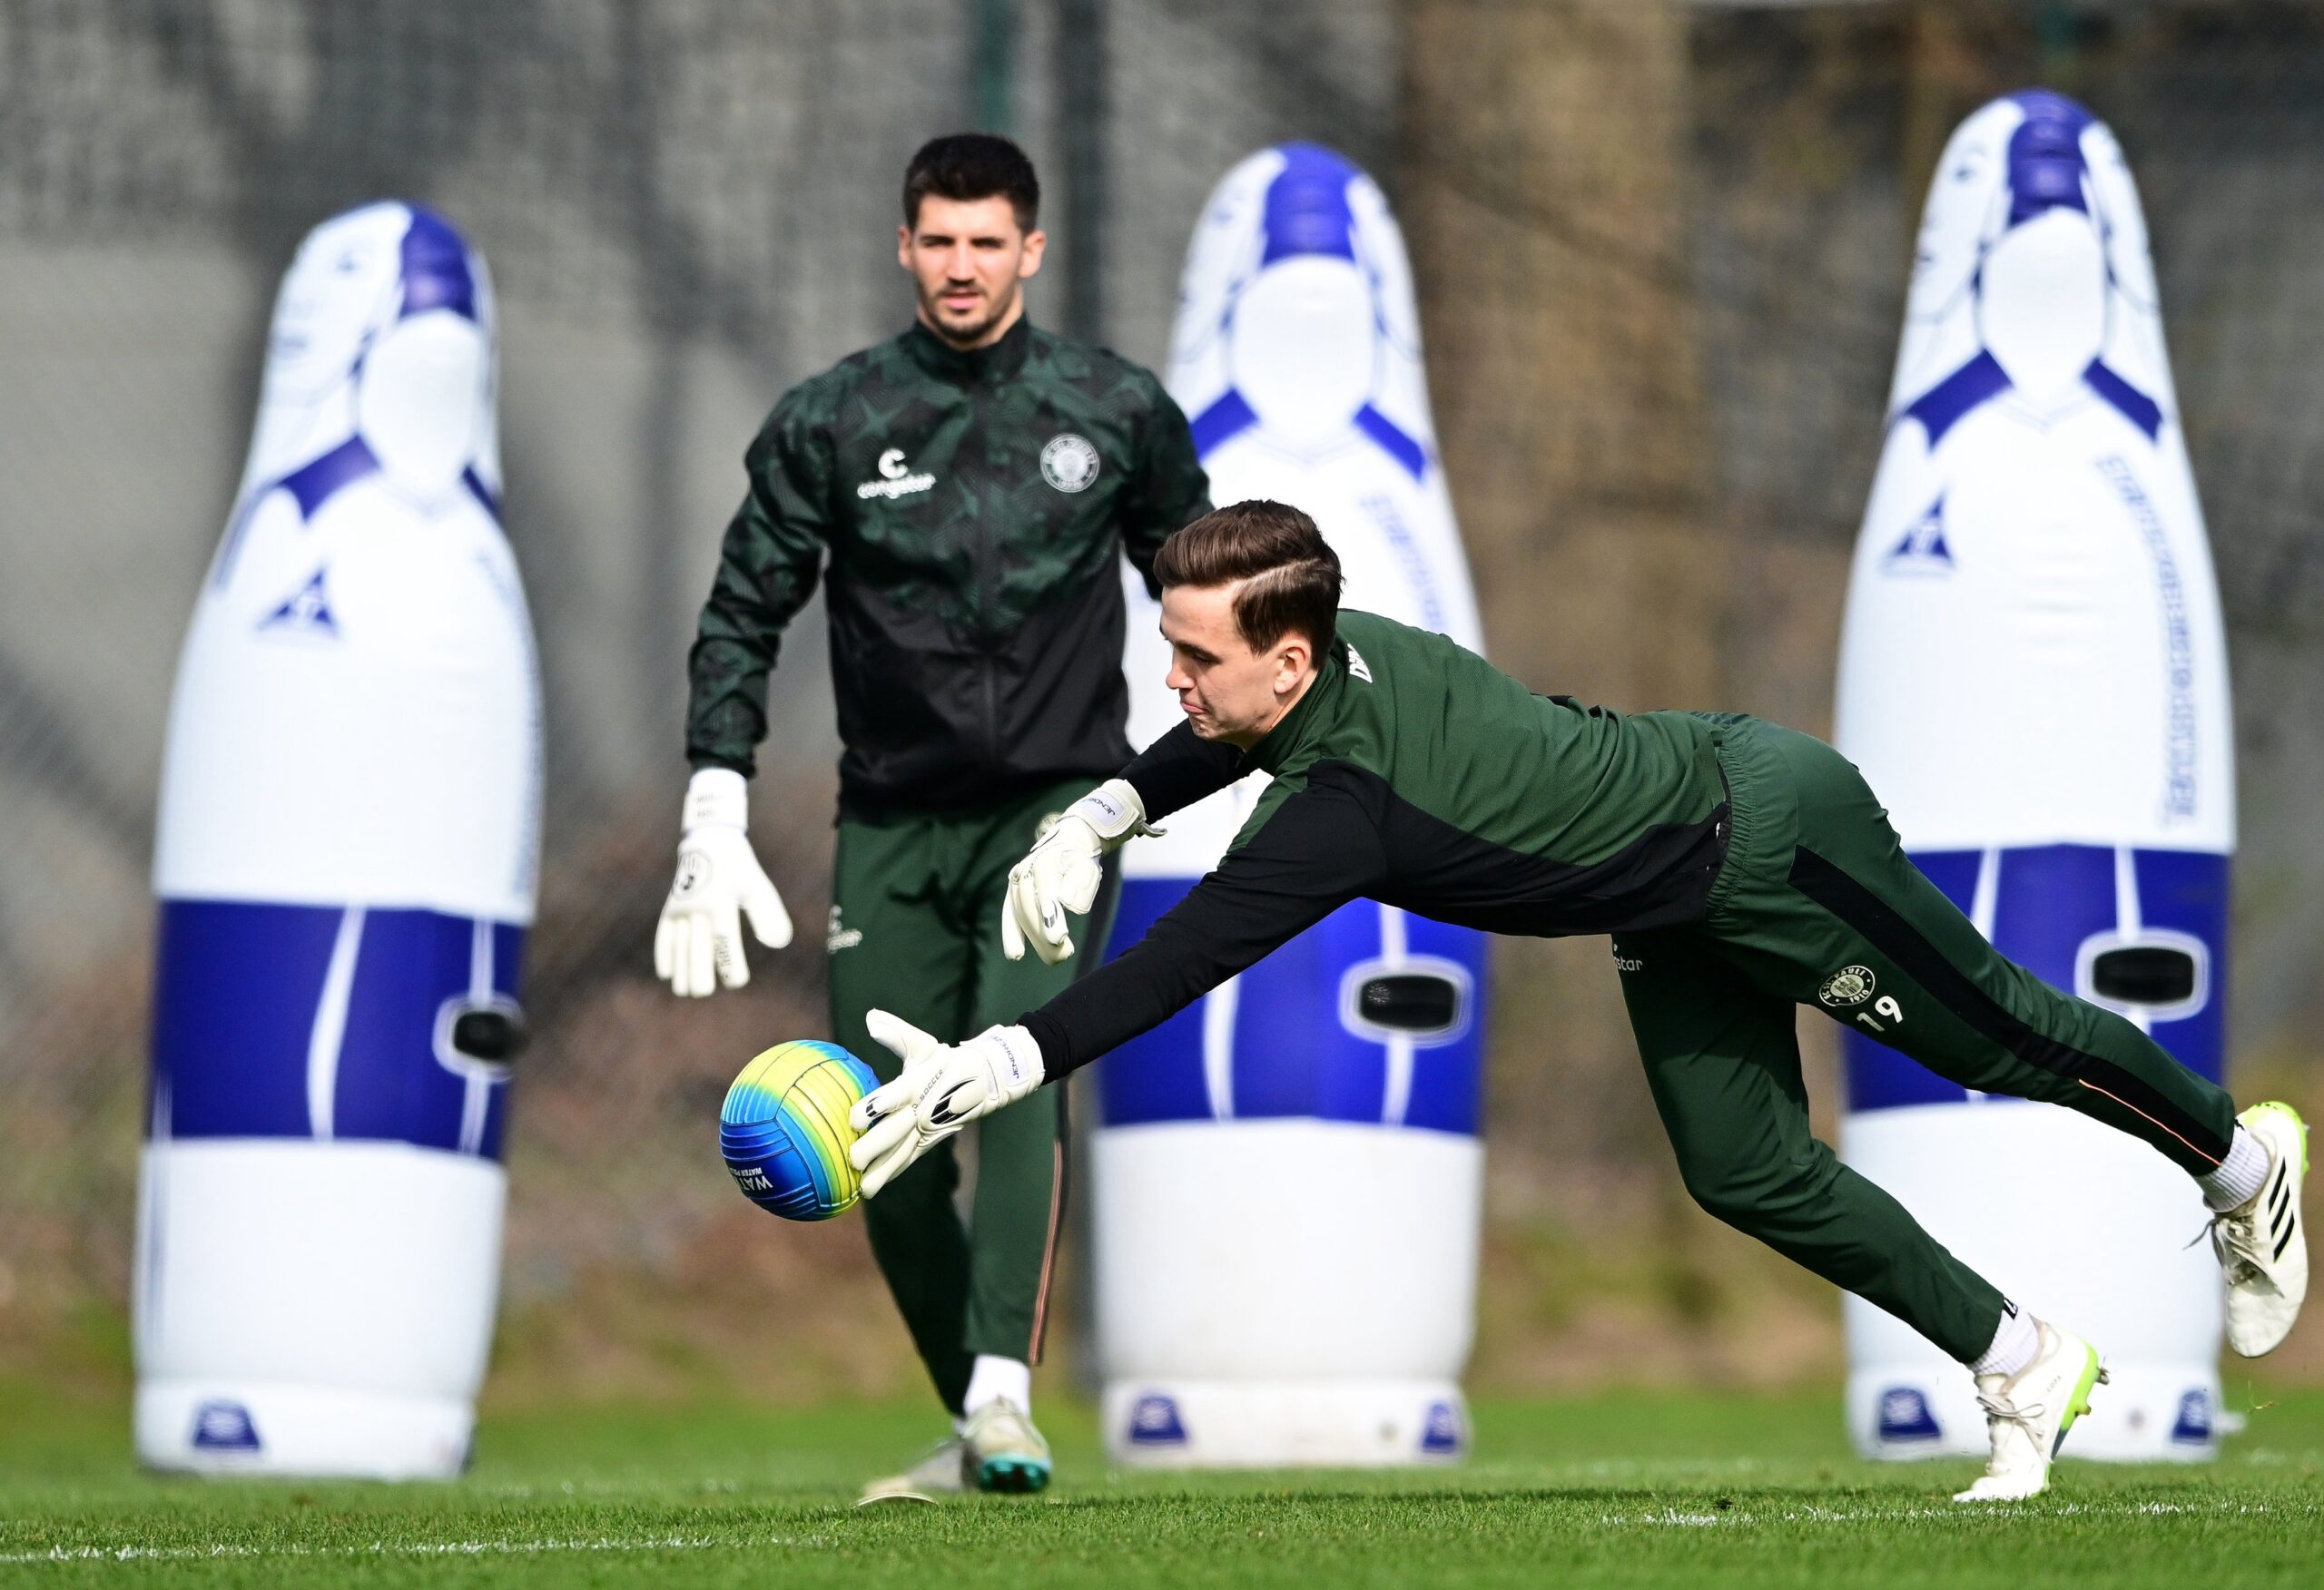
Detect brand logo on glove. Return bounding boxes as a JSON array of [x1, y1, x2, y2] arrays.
[[1818, 965, 1876, 1007], [673, 853, 711, 897], [927, 1081, 980, 1126]]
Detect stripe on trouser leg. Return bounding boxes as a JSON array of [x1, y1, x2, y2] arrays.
[[1029, 1136, 1063, 1365], [1787, 846, 2230, 1166]]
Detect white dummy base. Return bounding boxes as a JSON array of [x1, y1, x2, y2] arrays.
[[136, 1379, 474, 1478], [1101, 1379, 1468, 1467], [1846, 1359, 2221, 1462], [1841, 1102, 2224, 1462]]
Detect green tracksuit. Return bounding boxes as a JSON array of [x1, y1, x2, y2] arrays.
[[1022, 610, 2239, 1363], [684, 316, 1208, 1408]]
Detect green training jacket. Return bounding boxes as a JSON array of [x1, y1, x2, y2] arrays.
[[1020, 609, 1734, 1073], [686, 317, 1211, 817]]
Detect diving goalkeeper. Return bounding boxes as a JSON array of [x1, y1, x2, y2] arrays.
[[849, 498, 2308, 1504]]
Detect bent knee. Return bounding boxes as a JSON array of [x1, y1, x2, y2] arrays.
[[1679, 1147, 1838, 1230]]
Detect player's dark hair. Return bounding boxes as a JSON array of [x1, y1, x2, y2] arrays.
[[902, 133, 1040, 231], [1153, 500, 1344, 659]]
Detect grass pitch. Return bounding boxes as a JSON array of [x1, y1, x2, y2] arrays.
[[1, 1386, 2318, 1587]]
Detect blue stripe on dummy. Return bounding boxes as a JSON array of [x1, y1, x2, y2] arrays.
[[1260, 142, 1358, 265], [151, 898, 521, 1158], [153, 900, 342, 1138], [1091, 879, 1216, 1126], [1094, 887, 1485, 1136], [1900, 350, 2011, 448], [1354, 404, 1429, 482], [2083, 358, 2164, 440], [2131, 849, 2228, 1084], [1393, 913, 1489, 1134], [462, 466, 501, 522], [1844, 845, 2228, 1114], [399, 206, 478, 322], [1188, 390, 1260, 460]]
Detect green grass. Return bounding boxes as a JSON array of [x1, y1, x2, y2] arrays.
[[1, 1387, 2319, 1586]]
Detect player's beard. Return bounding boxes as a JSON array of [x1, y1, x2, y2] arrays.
[[920, 280, 1018, 348]]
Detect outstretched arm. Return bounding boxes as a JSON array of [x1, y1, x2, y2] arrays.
[[853, 777, 1385, 1192]]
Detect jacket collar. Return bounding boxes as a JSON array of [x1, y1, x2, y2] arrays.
[[1242, 642, 1345, 779], [904, 313, 1034, 386]]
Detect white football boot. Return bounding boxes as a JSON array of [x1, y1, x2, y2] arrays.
[[2213, 1101, 2309, 1357], [960, 1398, 1051, 1493], [1953, 1320, 2106, 1503], [856, 1438, 969, 1506]]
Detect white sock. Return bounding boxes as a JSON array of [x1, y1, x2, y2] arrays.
[[2198, 1125, 2269, 1212], [960, 1354, 1031, 1420], [1969, 1303, 2039, 1379]]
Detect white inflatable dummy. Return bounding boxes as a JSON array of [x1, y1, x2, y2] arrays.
[[1835, 92, 2230, 1460], [1095, 144, 1490, 1467], [139, 202, 540, 1477]]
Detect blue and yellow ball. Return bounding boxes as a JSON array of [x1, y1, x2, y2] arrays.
[[719, 1040, 879, 1221]]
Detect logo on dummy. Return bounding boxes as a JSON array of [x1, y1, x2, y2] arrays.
[[1876, 1387, 1943, 1442], [257, 568, 340, 638], [1882, 495, 1955, 577], [2171, 1389, 2214, 1445], [1819, 966, 1876, 1008], [858, 447, 936, 500], [1127, 1393, 1188, 1446], [190, 1400, 263, 1453], [1039, 433, 1100, 494], [826, 905, 862, 954], [1420, 1400, 1464, 1456]]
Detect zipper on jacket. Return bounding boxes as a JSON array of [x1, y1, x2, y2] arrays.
[[971, 382, 1002, 770]]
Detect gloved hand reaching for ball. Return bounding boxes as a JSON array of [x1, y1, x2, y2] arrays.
[[848, 1010, 1046, 1196], [1000, 778, 1157, 965]]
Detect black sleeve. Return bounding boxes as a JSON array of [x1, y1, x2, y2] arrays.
[[1119, 721, 1247, 822], [684, 400, 832, 774], [1020, 775, 1386, 1077]]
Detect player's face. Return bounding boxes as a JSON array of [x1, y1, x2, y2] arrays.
[[1159, 583, 1315, 750], [899, 195, 1045, 348]]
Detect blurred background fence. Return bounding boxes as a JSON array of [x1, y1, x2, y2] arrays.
[[3, 0, 2320, 1405]]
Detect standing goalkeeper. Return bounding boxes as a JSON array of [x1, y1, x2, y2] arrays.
[[657, 133, 1209, 1497]]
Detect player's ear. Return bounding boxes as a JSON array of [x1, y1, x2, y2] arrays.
[[1276, 635, 1310, 689], [896, 223, 914, 270], [1018, 229, 1047, 280]]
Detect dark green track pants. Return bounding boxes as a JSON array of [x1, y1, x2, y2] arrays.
[[828, 780, 1121, 1414], [1612, 716, 2238, 1364]]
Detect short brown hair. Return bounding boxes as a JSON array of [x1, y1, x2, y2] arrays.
[[1152, 500, 1344, 657], [903, 133, 1039, 231]]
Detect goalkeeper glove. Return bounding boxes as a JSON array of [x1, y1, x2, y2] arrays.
[[654, 768, 793, 997], [849, 1011, 1045, 1196], [1000, 778, 1157, 966]]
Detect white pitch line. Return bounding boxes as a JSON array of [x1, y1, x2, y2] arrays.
[[1597, 1497, 2290, 1528], [0, 1534, 831, 1565]]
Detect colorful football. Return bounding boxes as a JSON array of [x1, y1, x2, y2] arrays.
[[718, 1040, 879, 1221]]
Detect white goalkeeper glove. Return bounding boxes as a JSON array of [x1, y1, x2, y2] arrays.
[[848, 1010, 1045, 1197], [1000, 778, 1157, 966], [654, 768, 793, 997]]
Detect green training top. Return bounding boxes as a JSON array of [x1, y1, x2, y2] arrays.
[[686, 317, 1211, 817], [1020, 609, 1732, 1074]]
